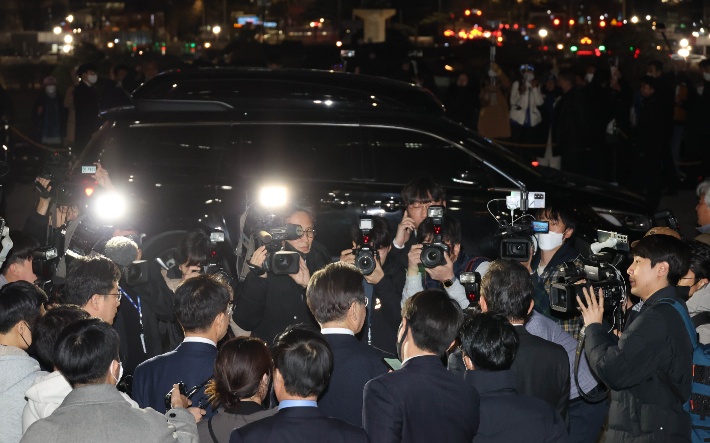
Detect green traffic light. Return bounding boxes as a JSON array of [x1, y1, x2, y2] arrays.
[[599, 45, 606, 51], [191, 43, 195, 48], [570, 46, 578, 51]]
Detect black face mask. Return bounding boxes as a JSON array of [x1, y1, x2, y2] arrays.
[[396, 321, 409, 362], [676, 285, 691, 302]]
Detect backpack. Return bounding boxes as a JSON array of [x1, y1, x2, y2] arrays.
[[656, 298, 710, 443]]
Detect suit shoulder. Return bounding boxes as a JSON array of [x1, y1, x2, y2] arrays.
[[326, 416, 370, 437]]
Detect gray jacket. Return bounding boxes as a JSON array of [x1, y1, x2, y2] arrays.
[[197, 402, 277, 443], [20, 384, 198, 443], [0, 345, 45, 443]]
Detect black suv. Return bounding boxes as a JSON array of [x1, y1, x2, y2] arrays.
[[72, 68, 667, 264]]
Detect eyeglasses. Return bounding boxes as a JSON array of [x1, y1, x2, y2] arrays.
[[105, 293, 122, 302], [361, 297, 369, 308], [226, 303, 234, 316], [300, 228, 316, 239], [408, 200, 435, 210]]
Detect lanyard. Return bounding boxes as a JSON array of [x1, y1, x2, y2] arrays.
[[119, 287, 146, 354]]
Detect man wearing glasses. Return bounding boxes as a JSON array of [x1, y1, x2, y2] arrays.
[[235, 205, 331, 347], [63, 255, 122, 325]]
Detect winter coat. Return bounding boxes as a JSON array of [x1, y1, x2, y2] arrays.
[[22, 370, 138, 433], [509, 81, 544, 127], [0, 345, 45, 443], [552, 88, 590, 156], [584, 286, 693, 443]]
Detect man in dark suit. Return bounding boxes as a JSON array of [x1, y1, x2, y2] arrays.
[[230, 326, 369, 443], [461, 311, 569, 443], [132, 274, 232, 418], [73, 63, 102, 151], [479, 259, 571, 422], [306, 262, 388, 426], [363, 289, 480, 443]]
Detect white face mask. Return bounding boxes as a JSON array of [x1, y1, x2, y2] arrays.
[[524, 72, 535, 83], [110, 361, 123, 387], [87, 74, 98, 85], [585, 73, 594, 83], [704, 72, 710, 82], [488, 69, 497, 78], [535, 230, 567, 251], [698, 86, 705, 96], [45, 85, 57, 95]]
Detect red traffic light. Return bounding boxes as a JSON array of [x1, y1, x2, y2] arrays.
[[599, 20, 606, 27], [465, 9, 471, 16], [476, 10, 482, 16], [569, 19, 575, 25], [553, 18, 560, 25]]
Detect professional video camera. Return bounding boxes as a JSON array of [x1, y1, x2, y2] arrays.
[[35, 152, 74, 206], [256, 224, 303, 275], [498, 219, 549, 261], [421, 206, 449, 268], [32, 246, 60, 294], [352, 217, 377, 275]]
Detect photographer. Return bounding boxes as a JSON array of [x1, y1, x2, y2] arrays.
[[578, 235, 693, 442], [234, 205, 330, 346], [684, 241, 710, 343], [524, 205, 584, 339], [404, 215, 488, 310], [339, 216, 404, 354], [0, 231, 40, 288]]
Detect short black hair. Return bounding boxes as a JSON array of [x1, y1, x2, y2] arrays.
[[350, 216, 393, 250], [418, 214, 461, 247], [272, 325, 333, 398], [401, 177, 446, 206], [537, 204, 577, 234], [401, 289, 463, 356], [460, 312, 519, 371], [557, 69, 576, 85], [53, 318, 120, 387], [481, 259, 533, 322], [632, 235, 691, 286], [689, 241, 710, 281], [641, 75, 657, 91], [63, 256, 120, 307], [114, 64, 130, 74], [648, 59, 664, 73], [307, 262, 366, 324], [174, 274, 231, 332], [700, 59, 710, 69], [175, 229, 211, 268], [281, 204, 317, 226], [1, 231, 40, 275], [0, 282, 47, 334], [33, 305, 90, 369], [77, 63, 98, 78]]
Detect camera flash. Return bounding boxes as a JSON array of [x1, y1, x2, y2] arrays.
[[260, 187, 287, 207]]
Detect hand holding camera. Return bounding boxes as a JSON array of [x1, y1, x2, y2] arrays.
[[249, 246, 269, 279], [169, 384, 206, 423], [289, 257, 310, 288], [424, 251, 455, 283], [577, 286, 605, 326], [364, 258, 385, 285], [407, 244, 423, 276]]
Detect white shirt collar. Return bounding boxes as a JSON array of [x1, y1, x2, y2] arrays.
[[320, 328, 355, 336], [402, 354, 429, 365], [183, 337, 217, 347]]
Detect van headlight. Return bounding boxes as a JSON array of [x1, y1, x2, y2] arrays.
[[592, 207, 651, 231]]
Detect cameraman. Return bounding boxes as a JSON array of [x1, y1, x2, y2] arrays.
[[23, 178, 79, 247], [404, 215, 488, 310], [0, 231, 40, 288], [524, 205, 584, 339], [339, 216, 404, 354], [578, 235, 693, 442], [234, 205, 330, 346]]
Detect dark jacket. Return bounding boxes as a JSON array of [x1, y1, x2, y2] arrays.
[[197, 401, 277, 443], [363, 355, 480, 443], [584, 286, 694, 443], [531, 241, 580, 319], [30, 92, 67, 142], [552, 87, 589, 156], [23, 212, 53, 247], [230, 406, 369, 443], [319, 333, 388, 427], [465, 369, 569, 443], [636, 94, 668, 157], [132, 341, 218, 418], [73, 81, 102, 150], [233, 241, 331, 346], [511, 326, 570, 423]]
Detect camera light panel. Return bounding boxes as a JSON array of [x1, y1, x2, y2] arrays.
[[260, 187, 287, 207]]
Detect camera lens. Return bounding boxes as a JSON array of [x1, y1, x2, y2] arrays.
[[273, 254, 294, 272], [355, 252, 376, 275]]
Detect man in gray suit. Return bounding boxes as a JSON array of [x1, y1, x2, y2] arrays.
[[21, 319, 201, 443]]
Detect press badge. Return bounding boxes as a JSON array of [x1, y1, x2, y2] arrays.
[[81, 166, 97, 174]]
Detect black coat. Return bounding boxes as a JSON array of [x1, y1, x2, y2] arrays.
[[363, 355, 480, 443], [635, 94, 668, 158], [552, 88, 589, 156], [510, 326, 570, 423], [30, 92, 67, 142], [233, 241, 331, 346], [465, 369, 569, 443], [319, 333, 388, 427], [73, 81, 102, 150], [230, 407, 369, 443], [584, 286, 693, 443]]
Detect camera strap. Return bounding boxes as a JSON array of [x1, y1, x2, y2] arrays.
[[574, 328, 609, 403], [119, 287, 145, 354]]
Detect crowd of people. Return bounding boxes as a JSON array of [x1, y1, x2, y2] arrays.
[[1, 173, 710, 443]]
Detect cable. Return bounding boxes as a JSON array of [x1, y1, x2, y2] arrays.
[[486, 198, 507, 227]]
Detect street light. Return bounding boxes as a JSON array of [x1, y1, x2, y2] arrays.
[[631, 16, 639, 23], [66, 15, 74, 23], [539, 29, 548, 37], [64, 35, 73, 44], [678, 48, 690, 57], [213, 25, 221, 41], [53, 27, 62, 34], [62, 45, 71, 53], [680, 38, 689, 47], [646, 15, 651, 20]]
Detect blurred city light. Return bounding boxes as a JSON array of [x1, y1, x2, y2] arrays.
[[539, 29, 548, 37], [64, 35, 72, 43], [53, 27, 62, 34], [213, 26, 221, 34], [66, 15, 74, 23], [680, 38, 689, 47], [62, 45, 71, 53], [631, 16, 639, 23], [204, 42, 211, 48], [678, 48, 690, 57]]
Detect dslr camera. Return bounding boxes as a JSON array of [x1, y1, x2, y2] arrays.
[[421, 206, 449, 268], [257, 224, 303, 275], [32, 246, 60, 294], [353, 218, 378, 275], [498, 219, 549, 262]]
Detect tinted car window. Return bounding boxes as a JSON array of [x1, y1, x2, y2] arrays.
[[231, 124, 362, 182]]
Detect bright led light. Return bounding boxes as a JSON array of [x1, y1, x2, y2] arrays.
[[66, 15, 74, 23], [107, 42, 114, 48], [204, 42, 211, 48], [539, 29, 548, 37], [213, 25, 221, 34], [53, 27, 62, 34], [557, 43, 564, 49], [678, 48, 690, 57], [95, 193, 126, 219], [693, 32, 700, 37], [260, 187, 287, 207], [680, 38, 689, 47], [336, 41, 342, 47], [631, 16, 639, 23], [62, 45, 71, 53], [64, 35, 73, 43], [646, 15, 651, 20]]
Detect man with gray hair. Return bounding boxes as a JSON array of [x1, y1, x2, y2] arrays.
[[695, 179, 710, 246]]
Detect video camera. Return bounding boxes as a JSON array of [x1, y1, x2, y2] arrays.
[[35, 152, 74, 206], [421, 206, 449, 268], [353, 218, 378, 275], [498, 219, 549, 262], [257, 224, 303, 275], [32, 246, 60, 294]]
